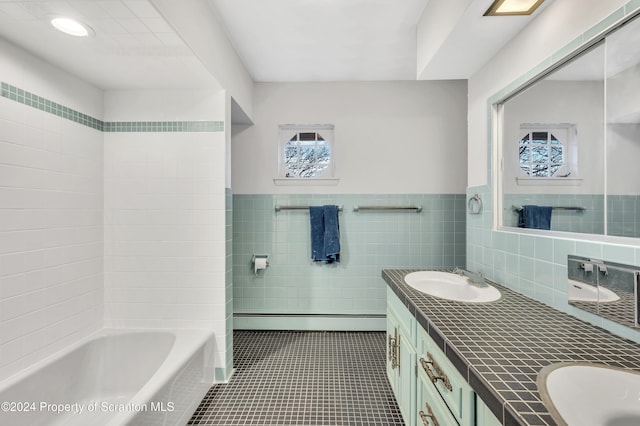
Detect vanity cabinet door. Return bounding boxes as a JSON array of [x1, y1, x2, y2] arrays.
[[387, 288, 418, 426], [475, 395, 502, 426], [417, 326, 474, 426], [386, 305, 400, 394], [416, 367, 459, 426], [397, 324, 416, 426]]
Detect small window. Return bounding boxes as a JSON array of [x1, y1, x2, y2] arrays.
[[517, 124, 576, 179], [278, 124, 335, 179]]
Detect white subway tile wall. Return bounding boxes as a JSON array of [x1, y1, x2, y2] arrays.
[[0, 94, 104, 381]]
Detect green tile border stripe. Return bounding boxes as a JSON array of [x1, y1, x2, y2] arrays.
[[1, 82, 224, 133], [2, 81, 104, 130], [103, 121, 223, 132]]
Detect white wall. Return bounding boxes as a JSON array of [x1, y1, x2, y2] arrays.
[[232, 80, 468, 194], [417, 0, 472, 78], [468, 0, 629, 186], [151, 0, 254, 121], [0, 38, 104, 381], [502, 80, 604, 194]]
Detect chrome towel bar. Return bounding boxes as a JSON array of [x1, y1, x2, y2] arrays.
[[353, 205, 422, 213], [512, 205, 586, 212], [275, 205, 344, 212]]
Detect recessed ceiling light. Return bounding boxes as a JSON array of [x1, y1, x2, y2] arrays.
[[50, 17, 93, 37], [484, 0, 545, 16]]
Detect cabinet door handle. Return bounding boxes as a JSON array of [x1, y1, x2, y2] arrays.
[[419, 354, 452, 391], [418, 402, 440, 426], [396, 332, 401, 373], [388, 328, 399, 370], [388, 333, 396, 366]]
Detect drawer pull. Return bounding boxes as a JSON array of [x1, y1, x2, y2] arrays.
[[419, 354, 452, 391], [388, 329, 399, 370], [419, 402, 440, 426]]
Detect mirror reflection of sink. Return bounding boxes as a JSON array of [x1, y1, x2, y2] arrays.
[[403, 271, 501, 303], [567, 279, 620, 302], [538, 362, 640, 426]]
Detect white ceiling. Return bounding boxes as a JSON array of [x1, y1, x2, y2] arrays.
[[208, 0, 429, 82], [0, 0, 219, 90], [0, 0, 553, 89], [208, 0, 551, 83]]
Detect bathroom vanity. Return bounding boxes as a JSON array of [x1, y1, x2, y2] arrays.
[[383, 269, 640, 426]]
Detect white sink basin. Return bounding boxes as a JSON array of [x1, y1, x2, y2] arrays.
[[538, 363, 640, 426], [403, 271, 501, 303], [568, 279, 620, 302]]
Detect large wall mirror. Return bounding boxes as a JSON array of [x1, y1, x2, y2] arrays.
[[497, 13, 640, 239]]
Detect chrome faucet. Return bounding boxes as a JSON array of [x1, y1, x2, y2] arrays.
[[453, 268, 487, 288]]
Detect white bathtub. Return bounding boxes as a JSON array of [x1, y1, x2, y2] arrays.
[[0, 329, 215, 425]]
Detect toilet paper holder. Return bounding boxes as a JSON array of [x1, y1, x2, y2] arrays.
[[252, 254, 269, 274]]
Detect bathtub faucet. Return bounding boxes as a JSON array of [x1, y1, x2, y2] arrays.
[[453, 268, 487, 288]]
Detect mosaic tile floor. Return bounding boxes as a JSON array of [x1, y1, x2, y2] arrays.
[[189, 331, 405, 426]]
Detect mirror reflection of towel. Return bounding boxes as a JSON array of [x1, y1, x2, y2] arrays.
[[310, 205, 340, 263], [518, 205, 552, 230]]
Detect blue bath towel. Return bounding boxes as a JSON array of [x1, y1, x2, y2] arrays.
[[310, 205, 340, 263], [518, 205, 552, 230]]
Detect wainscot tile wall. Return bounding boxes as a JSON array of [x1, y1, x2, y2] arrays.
[[503, 194, 640, 238], [503, 194, 605, 234], [608, 195, 640, 238], [232, 194, 465, 329], [468, 186, 640, 344], [221, 187, 233, 381]]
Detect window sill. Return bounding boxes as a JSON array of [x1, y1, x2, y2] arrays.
[[273, 177, 340, 186], [516, 177, 583, 186]]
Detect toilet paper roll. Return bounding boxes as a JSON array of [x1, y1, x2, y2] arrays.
[[254, 257, 268, 274]]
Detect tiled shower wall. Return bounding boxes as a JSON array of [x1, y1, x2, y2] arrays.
[[1, 62, 233, 382], [103, 89, 232, 380], [0, 78, 104, 379], [233, 193, 465, 328]]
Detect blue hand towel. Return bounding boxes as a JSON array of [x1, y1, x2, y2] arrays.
[[518, 205, 552, 230], [310, 205, 341, 263]]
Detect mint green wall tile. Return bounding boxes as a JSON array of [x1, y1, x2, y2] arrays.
[[534, 260, 554, 288], [534, 237, 554, 263], [552, 263, 568, 291], [603, 245, 636, 264], [625, 0, 640, 14], [551, 35, 584, 63], [584, 7, 625, 41], [574, 241, 603, 259], [519, 235, 535, 258], [233, 193, 465, 321]]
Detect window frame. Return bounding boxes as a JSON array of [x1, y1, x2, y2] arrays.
[[515, 123, 579, 183], [274, 124, 338, 185]]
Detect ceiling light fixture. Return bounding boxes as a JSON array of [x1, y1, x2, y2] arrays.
[[484, 0, 544, 16], [50, 17, 93, 37]]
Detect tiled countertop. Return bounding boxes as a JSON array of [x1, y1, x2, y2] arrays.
[[382, 269, 640, 426]]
